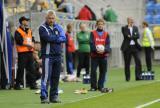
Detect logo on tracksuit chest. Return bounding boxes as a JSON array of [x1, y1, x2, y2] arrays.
[[53, 28, 60, 36]]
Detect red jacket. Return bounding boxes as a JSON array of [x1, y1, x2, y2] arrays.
[[66, 32, 75, 53], [77, 6, 92, 20]]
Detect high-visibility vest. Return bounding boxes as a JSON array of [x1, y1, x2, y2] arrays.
[[142, 28, 153, 47], [16, 27, 33, 53], [93, 30, 107, 46], [91, 30, 108, 57]]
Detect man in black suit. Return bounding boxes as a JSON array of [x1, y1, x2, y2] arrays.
[[121, 17, 142, 81]]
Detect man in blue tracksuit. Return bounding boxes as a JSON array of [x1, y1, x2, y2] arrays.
[[39, 10, 66, 104]]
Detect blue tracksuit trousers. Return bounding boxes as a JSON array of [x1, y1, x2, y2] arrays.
[[40, 56, 61, 100]]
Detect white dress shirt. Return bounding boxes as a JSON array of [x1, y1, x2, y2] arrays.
[[129, 26, 135, 45]]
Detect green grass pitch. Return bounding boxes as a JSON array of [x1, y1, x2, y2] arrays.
[[0, 66, 159, 108]]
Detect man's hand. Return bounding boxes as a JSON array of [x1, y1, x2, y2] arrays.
[[128, 35, 131, 38]]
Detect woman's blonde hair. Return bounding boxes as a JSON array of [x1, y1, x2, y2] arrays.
[[96, 19, 105, 25]]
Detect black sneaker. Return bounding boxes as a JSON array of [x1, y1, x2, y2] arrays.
[[41, 99, 50, 104], [30, 85, 39, 90], [136, 78, 142, 81], [50, 98, 61, 103], [14, 85, 23, 90], [88, 88, 97, 91], [126, 78, 130, 82], [100, 88, 113, 93]]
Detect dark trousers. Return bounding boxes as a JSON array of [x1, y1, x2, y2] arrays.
[[123, 46, 142, 81], [90, 57, 107, 89], [26, 60, 41, 84], [144, 47, 152, 71], [77, 52, 90, 77], [16, 52, 36, 87], [41, 56, 61, 100], [66, 52, 74, 75]]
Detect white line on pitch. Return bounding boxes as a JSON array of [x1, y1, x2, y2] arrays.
[[60, 80, 160, 105], [135, 99, 160, 108], [60, 93, 105, 105]]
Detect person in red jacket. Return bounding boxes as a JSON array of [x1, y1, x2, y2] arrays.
[[89, 19, 112, 93], [65, 23, 75, 75], [76, 5, 92, 20]]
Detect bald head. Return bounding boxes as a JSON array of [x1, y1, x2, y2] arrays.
[[127, 17, 134, 27], [46, 10, 56, 26], [80, 23, 87, 32]]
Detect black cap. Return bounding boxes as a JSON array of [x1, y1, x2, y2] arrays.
[[19, 16, 30, 24]]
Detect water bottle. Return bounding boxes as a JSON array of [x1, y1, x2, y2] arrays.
[[151, 71, 154, 80], [87, 75, 90, 84], [144, 72, 147, 80], [148, 72, 151, 80], [142, 73, 145, 80], [83, 75, 86, 84], [146, 72, 149, 80]]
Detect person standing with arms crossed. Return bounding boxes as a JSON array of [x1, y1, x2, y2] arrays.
[[121, 17, 142, 81], [90, 19, 112, 92], [39, 10, 66, 104]]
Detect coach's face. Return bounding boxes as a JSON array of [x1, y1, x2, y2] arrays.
[[46, 14, 56, 26], [127, 18, 134, 27]]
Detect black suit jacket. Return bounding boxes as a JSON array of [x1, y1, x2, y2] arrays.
[[121, 25, 141, 52]]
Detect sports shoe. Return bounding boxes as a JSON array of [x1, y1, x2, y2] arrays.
[[35, 89, 41, 94], [30, 85, 39, 90], [58, 89, 64, 94], [50, 98, 61, 103], [88, 88, 97, 91], [100, 88, 113, 93], [136, 78, 142, 81], [41, 99, 50, 104], [14, 85, 23, 90]]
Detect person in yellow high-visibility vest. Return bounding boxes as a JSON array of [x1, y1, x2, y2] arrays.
[[142, 21, 155, 72]]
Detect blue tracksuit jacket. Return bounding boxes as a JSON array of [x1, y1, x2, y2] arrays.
[[39, 22, 66, 57]]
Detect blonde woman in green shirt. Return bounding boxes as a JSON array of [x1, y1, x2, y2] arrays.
[[76, 23, 90, 78]]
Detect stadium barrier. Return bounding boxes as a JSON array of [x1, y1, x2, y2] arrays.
[[7, 11, 160, 69]]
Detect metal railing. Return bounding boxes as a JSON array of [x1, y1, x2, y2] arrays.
[[7, 11, 125, 68], [9, 11, 160, 68], [8, 11, 124, 48]]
